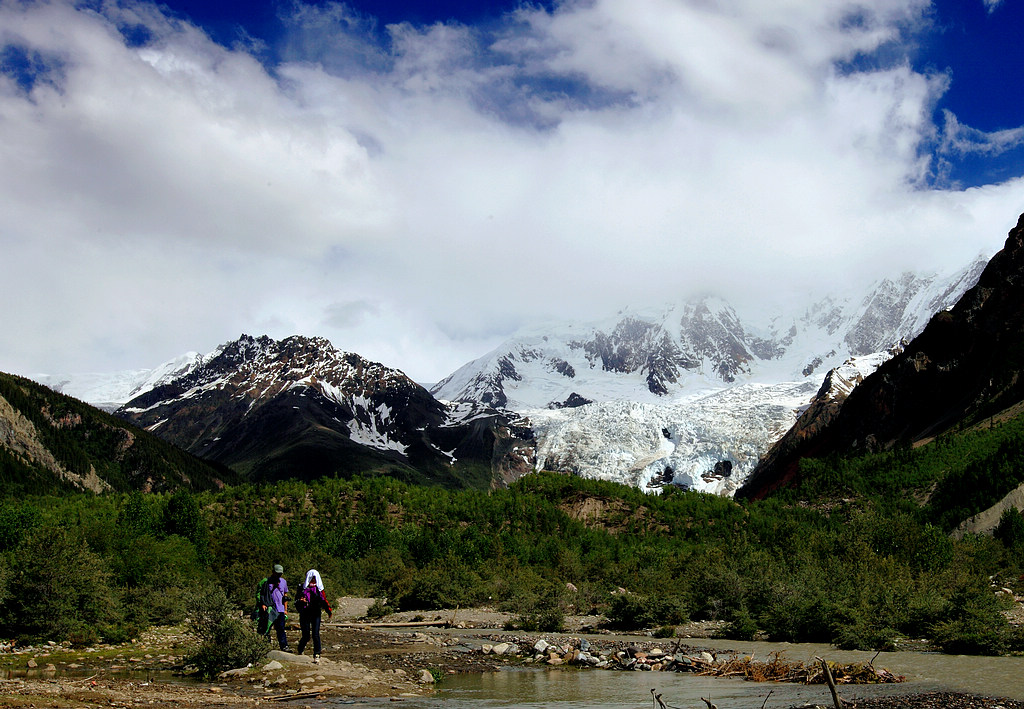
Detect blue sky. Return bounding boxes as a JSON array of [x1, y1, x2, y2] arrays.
[[1, 0, 1023, 381]]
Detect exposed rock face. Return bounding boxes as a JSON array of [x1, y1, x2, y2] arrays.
[[738, 213, 1024, 500], [118, 335, 534, 488], [0, 372, 227, 493]]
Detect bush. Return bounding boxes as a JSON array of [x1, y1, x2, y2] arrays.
[[183, 586, 267, 678], [723, 608, 758, 641], [603, 593, 687, 631], [366, 598, 391, 619], [2, 525, 124, 642]]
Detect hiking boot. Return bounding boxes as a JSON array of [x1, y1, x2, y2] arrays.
[[313, 655, 320, 664]]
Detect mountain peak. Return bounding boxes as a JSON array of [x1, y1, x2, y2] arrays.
[[739, 212, 1024, 499]]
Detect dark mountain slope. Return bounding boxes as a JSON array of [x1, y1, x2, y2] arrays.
[[739, 212, 1024, 500], [0, 371, 233, 495], [117, 335, 534, 488]]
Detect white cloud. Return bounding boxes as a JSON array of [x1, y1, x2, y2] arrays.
[[983, 0, 1004, 14], [940, 110, 1024, 156], [0, 0, 1021, 383]]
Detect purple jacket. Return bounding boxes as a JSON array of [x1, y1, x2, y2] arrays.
[[268, 577, 289, 613]]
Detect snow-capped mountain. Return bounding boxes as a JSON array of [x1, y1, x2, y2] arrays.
[[32, 352, 206, 412], [116, 335, 534, 486], [740, 212, 1024, 500], [431, 258, 988, 493]]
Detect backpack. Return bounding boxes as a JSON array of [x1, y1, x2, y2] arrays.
[[296, 585, 317, 612], [257, 577, 274, 607]]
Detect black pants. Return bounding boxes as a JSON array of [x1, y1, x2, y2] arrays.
[[272, 612, 288, 651], [297, 611, 321, 656]]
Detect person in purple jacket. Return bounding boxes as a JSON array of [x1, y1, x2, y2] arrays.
[[262, 564, 290, 651]]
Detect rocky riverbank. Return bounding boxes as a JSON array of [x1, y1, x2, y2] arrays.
[[0, 602, 1021, 709]]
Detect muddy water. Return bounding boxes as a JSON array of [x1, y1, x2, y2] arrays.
[[695, 638, 1024, 700], [340, 637, 1024, 709]]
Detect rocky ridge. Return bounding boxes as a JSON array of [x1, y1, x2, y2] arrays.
[[117, 335, 534, 487], [740, 212, 1024, 499]]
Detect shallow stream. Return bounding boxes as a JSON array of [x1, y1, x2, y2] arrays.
[[344, 637, 1024, 709]]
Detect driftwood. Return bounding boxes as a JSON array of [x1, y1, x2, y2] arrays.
[[324, 606, 460, 630], [322, 620, 446, 629], [264, 690, 323, 701], [700, 698, 718, 709], [816, 656, 845, 709]]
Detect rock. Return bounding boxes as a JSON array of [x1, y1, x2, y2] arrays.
[[649, 648, 665, 657], [699, 652, 715, 664], [267, 650, 313, 664], [566, 583, 578, 593], [481, 644, 494, 655], [418, 669, 435, 684], [579, 638, 591, 652], [546, 657, 563, 666], [219, 668, 250, 679], [493, 642, 513, 656], [26, 659, 36, 668], [533, 639, 550, 653], [262, 660, 284, 672]]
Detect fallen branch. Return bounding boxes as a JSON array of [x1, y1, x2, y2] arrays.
[[816, 657, 844, 709], [264, 690, 323, 701], [322, 620, 446, 628]]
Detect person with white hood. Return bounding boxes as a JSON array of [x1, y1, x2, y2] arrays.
[[295, 569, 333, 663]]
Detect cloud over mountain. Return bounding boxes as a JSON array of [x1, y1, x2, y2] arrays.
[[0, 0, 1020, 382]]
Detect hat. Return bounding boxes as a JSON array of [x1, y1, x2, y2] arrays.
[[273, 564, 284, 574]]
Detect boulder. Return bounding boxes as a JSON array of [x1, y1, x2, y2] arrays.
[[418, 669, 435, 684]]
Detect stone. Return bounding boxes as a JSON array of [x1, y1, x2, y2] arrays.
[[546, 657, 563, 666], [699, 652, 715, 664], [481, 644, 494, 655], [267, 650, 313, 664], [26, 659, 36, 668], [262, 660, 284, 672], [492, 642, 512, 656], [533, 639, 549, 653], [578, 638, 591, 652], [418, 669, 435, 684]]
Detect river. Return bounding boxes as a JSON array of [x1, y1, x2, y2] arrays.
[[334, 638, 1024, 709]]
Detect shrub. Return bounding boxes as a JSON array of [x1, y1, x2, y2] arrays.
[[183, 586, 266, 678], [723, 608, 758, 641], [366, 598, 391, 619], [603, 593, 687, 631], [3, 525, 124, 642]]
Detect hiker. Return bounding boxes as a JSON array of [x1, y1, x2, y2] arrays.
[[260, 564, 290, 651], [295, 569, 333, 663]]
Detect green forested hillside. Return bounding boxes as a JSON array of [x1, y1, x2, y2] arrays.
[[0, 372, 236, 494], [2, 406, 1024, 655]]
